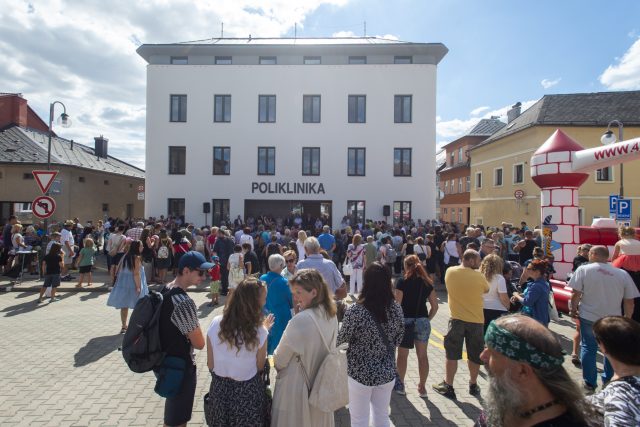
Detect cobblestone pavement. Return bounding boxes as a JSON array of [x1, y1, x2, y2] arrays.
[[0, 266, 595, 426]]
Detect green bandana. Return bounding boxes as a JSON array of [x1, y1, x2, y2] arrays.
[[484, 322, 564, 369]]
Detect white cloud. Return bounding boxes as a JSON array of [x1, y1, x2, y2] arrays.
[[470, 106, 490, 116], [332, 30, 356, 37], [600, 38, 640, 90], [541, 77, 561, 89], [1, 0, 351, 168]]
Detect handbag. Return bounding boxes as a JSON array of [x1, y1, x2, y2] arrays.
[[342, 260, 353, 276], [548, 288, 560, 322], [261, 359, 272, 427], [444, 244, 459, 266], [153, 356, 186, 398], [298, 316, 349, 412]]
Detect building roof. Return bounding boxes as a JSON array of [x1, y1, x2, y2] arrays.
[[0, 126, 145, 178], [175, 36, 409, 45], [472, 90, 640, 151], [441, 118, 506, 150]]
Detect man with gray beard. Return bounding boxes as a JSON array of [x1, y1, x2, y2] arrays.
[[477, 314, 598, 427]]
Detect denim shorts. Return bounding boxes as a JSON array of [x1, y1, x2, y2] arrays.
[[404, 317, 432, 343]]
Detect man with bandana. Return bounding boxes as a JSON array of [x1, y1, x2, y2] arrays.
[[477, 314, 598, 427]]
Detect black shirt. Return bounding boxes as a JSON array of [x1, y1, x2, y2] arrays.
[[43, 253, 62, 275], [395, 276, 433, 318], [159, 287, 200, 367], [572, 255, 588, 272], [244, 251, 260, 274], [519, 240, 537, 265]]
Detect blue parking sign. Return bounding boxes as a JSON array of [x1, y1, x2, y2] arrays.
[[609, 195, 619, 214], [617, 199, 632, 220]]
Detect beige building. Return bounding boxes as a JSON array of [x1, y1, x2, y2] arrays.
[[469, 91, 640, 227], [0, 94, 144, 225]]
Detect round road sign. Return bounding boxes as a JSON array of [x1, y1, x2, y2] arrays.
[[514, 190, 525, 200], [32, 196, 56, 219]]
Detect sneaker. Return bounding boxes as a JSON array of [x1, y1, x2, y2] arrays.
[[582, 381, 596, 395], [49, 297, 60, 302], [469, 383, 481, 396], [432, 381, 456, 400], [418, 386, 428, 399], [394, 378, 406, 395], [571, 355, 582, 368]]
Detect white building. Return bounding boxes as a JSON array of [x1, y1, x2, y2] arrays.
[[137, 37, 448, 228]]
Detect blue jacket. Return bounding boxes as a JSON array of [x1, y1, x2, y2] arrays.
[[521, 278, 550, 326], [261, 271, 293, 354]]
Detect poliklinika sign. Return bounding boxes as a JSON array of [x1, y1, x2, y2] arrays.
[[251, 182, 326, 194]]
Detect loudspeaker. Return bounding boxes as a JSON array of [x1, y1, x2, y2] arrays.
[[383, 205, 390, 217], [203, 202, 211, 214]]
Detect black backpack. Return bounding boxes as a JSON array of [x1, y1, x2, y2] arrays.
[[122, 290, 165, 373]]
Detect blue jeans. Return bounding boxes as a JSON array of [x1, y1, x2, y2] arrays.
[[579, 317, 613, 387]]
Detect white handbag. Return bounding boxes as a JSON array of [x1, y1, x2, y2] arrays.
[[342, 260, 353, 276], [548, 289, 560, 322]]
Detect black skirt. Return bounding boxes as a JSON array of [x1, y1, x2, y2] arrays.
[[205, 372, 267, 427]]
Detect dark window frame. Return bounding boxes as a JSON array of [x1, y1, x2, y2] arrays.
[[167, 198, 185, 218], [394, 148, 412, 177], [348, 147, 366, 176], [213, 146, 231, 175], [302, 147, 321, 176], [212, 199, 230, 226], [393, 201, 412, 222], [214, 95, 231, 123], [348, 95, 366, 123], [303, 95, 321, 123], [303, 56, 321, 65], [347, 200, 366, 224], [257, 146, 276, 175], [258, 95, 276, 123], [394, 95, 412, 123], [170, 94, 187, 122], [169, 146, 186, 175], [394, 56, 413, 64]]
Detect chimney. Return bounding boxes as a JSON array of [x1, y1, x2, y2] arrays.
[[507, 102, 522, 124], [0, 93, 28, 128], [94, 135, 108, 159], [70, 139, 74, 150]]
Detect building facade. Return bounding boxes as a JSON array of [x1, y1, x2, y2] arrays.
[[438, 118, 505, 225], [469, 92, 640, 227], [137, 37, 448, 228]]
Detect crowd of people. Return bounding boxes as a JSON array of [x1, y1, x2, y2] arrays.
[[2, 213, 640, 426]]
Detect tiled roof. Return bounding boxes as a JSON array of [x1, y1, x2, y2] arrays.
[[473, 91, 640, 150], [467, 118, 506, 136], [0, 126, 145, 178]]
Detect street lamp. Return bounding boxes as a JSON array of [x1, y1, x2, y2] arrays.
[[47, 101, 71, 170], [600, 120, 623, 197]]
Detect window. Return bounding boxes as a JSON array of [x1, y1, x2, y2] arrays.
[[170, 95, 187, 122], [258, 147, 275, 175], [450, 152, 455, 166], [214, 95, 231, 122], [347, 201, 365, 225], [104, 180, 110, 185], [302, 147, 320, 176], [444, 208, 448, 215], [303, 95, 321, 123], [513, 163, 524, 184], [458, 208, 463, 223], [444, 180, 448, 194], [213, 147, 230, 175], [394, 56, 413, 64], [215, 56, 232, 64], [170, 56, 188, 65], [23, 173, 34, 180], [169, 146, 186, 174], [450, 179, 456, 194], [494, 167, 503, 186], [596, 167, 613, 182], [348, 95, 366, 123], [259, 56, 277, 65], [79, 177, 85, 183], [168, 198, 185, 218], [303, 56, 321, 65], [212, 199, 230, 226], [126, 204, 133, 218], [458, 178, 463, 193], [348, 147, 366, 176], [393, 201, 412, 222], [394, 95, 412, 123], [466, 176, 471, 192], [458, 147, 464, 163], [476, 171, 483, 189], [258, 95, 276, 123], [394, 148, 412, 176], [349, 56, 366, 64]]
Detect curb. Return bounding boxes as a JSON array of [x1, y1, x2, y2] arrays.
[[0, 283, 211, 293]]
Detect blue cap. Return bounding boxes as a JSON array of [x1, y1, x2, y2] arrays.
[[178, 251, 214, 271]]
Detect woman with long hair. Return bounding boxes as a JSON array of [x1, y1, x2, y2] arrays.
[[106, 240, 149, 333], [394, 255, 438, 398], [271, 269, 338, 427], [154, 229, 173, 285], [611, 226, 640, 322], [139, 226, 155, 285], [205, 278, 274, 426], [346, 233, 365, 295], [511, 259, 551, 327], [337, 262, 404, 427], [296, 230, 308, 261], [480, 254, 510, 333], [38, 242, 63, 303]]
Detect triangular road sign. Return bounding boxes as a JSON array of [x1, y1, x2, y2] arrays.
[[32, 170, 59, 194]]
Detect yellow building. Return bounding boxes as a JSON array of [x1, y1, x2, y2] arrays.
[[469, 91, 640, 228]]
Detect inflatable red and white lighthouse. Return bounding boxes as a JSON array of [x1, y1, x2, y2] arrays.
[[531, 129, 640, 279]]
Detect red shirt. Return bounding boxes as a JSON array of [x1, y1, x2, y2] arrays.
[[209, 264, 221, 281]]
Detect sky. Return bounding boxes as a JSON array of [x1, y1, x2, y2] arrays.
[[1, 0, 639, 169]]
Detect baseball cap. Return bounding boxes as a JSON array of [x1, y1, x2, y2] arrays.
[[178, 251, 214, 271]]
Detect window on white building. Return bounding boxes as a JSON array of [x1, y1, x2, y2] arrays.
[[347, 200, 365, 225], [259, 56, 277, 65], [170, 56, 188, 65], [259, 95, 276, 123], [302, 147, 320, 176], [394, 95, 412, 123], [170, 95, 187, 122], [303, 95, 321, 123], [394, 56, 412, 64], [513, 163, 524, 184], [494, 167, 503, 186], [212, 199, 230, 225], [596, 167, 613, 182], [303, 56, 321, 65], [393, 201, 411, 221], [168, 198, 185, 218], [215, 56, 232, 65], [348, 56, 367, 64], [214, 95, 231, 123], [394, 148, 412, 176], [169, 146, 186, 175], [258, 147, 275, 175], [213, 147, 230, 175], [348, 95, 366, 123], [348, 148, 366, 176], [476, 171, 483, 189]]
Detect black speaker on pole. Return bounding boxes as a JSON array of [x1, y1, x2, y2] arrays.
[[203, 202, 211, 213], [383, 205, 390, 217]]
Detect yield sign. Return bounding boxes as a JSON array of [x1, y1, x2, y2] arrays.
[[32, 170, 59, 194]]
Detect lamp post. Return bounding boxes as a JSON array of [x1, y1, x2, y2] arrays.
[[45, 101, 71, 234], [600, 120, 624, 197]]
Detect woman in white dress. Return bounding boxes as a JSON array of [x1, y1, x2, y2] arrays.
[[227, 244, 244, 295], [296, 230, 308, 261], [271, 269, 338, 427]]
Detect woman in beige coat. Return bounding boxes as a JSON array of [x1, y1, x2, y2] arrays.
[[271, 269, 338, 427]]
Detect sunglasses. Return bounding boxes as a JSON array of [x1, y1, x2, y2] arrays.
[[286, 259, 296, 263]]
